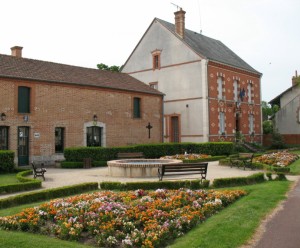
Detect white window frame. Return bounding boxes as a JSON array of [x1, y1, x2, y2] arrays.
[[249, 114, 254, 133], [219, 112, 225, 134], [217, 77, 223, 99]]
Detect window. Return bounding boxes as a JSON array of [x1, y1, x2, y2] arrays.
[[149, 82, 158, 90], [87, 126, 102, 147], [233, 80, 238, 102], [217, 77, 223, 99], [18, 86, 30, 113], [55, 128, 64, 153], [219, 112, 225, 134], [152, 50, 161, 70], [248, 83, 252, 103], [249, 114, 254, 133], [133, 97, 141, 118], [0, 126, 8, 150]]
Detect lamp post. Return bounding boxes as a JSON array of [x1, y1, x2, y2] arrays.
[[0, 113, 6, 121]]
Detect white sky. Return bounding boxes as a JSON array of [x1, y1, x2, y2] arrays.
[[1, 0, 299, 102]]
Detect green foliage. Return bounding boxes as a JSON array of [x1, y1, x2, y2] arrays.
[[183, 156, 227, 163], [64, 142, 234, 162], [0, 150, 15, 173], [275, 172, 287, 181], [263, 120, 273, 134], [266, 172, 272, 180], [273, 167, 290, 173], [270, 128, 286, 149], [262, 101, 279, 121], [99, 179, 210, 191], [0, 182, 99, 209], [96, 63, 120, 72], [0, 170, 42, 194], [212, 173, 265, 188]]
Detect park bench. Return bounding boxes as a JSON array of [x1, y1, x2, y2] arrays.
[[117, 152, 144, 159], [229, 153, 255, 170], [158, 162, 208, 181], [31, 162, 47, 180]]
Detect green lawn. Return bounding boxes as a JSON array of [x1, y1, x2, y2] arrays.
[[0, 173, 19, 186], [290, 150, 300, 174], [0, 180, 292, 248]]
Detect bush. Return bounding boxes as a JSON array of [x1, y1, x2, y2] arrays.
[[0, 170, 42, 194], [273, 167, 290, 173], [212, 173, 266, 188], [183, 156, 227, 163], [99, 179, 210, 191], [64, 142, 234, 162], [0, 150, 15, 173], [275, 172, 287, 181], [0, 182, 99, 209], [266, 172, 272, 181]]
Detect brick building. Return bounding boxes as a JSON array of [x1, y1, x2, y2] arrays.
[[122, 9, 262, 144], [0, 46, 163, 166]]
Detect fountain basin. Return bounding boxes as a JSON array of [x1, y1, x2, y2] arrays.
[[107, 159, 182, 178]]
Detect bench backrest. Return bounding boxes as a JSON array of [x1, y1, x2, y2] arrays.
[[162, 163, 208, 173]]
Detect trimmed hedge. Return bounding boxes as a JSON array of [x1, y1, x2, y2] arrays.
[[100, 179, 210, 191], [212, 172, 266, 188], [273, 167, 290, 173], [183, 155, 227, 163], [0, 150, 15, 173], [64, 142, 234, 162], [0, 182, 99, 209], [0, 170, 42, 194]]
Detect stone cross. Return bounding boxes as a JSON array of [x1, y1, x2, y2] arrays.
[[146, 122, 153, 139]]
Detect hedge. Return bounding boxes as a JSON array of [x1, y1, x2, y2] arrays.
[[64, 142, 234, 162], [212, 172, 266, 188], [0, 182, 99, 209], [183, 155, 227, 163], [100, 179, 210, 191], [0, 150, 15, 173], [0, 170, 42, 194]]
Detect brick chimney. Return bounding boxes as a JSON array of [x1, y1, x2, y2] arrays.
[[11, 46, 23, 58], [174, 8, 186, 38], [292, 70, 298, 86]]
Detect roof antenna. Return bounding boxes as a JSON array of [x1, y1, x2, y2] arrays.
[[171, 2, 181, 11]]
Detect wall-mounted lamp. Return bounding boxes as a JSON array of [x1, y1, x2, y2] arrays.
[[186, 104, 189, 108], [0, 113, 6, 121], [93, 114, 98, 122]]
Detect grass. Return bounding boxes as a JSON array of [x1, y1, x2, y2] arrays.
[[0, 173, 19, 186], [289, 150, 300, 174], [169, 181, 291, 248], [0, 180, 292, 248]]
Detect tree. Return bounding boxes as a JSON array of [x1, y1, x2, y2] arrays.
[[261, 101, 279, 121], [97, 63, 120, 72]]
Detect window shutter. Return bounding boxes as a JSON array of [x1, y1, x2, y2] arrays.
[[18, 87, 30, 113]]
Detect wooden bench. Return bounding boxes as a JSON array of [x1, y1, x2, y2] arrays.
[[31, 162, 47, 180], [229, 153, 255, 170], [117, 152, 144, 159], [158, 162, 208, 181]]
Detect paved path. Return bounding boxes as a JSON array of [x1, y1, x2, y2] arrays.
[[0, 161, 264, 199], [254, 177, 300, 248]]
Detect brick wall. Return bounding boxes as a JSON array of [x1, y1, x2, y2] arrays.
[[0, 78, 163, 164], [207, 62, 262, 143]]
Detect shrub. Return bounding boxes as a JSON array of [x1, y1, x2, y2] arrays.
[[61, 161, 107, 168], [0, 150, 15, 173], [99, 179, 209, 191], [273, 167, 290, 173], [212, 173, 265, 188], [64, 142, 234, 162], [266, 172, 272, 181], [275, 172, 287, 181]]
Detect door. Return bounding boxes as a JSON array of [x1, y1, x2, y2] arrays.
[[170, 116, 180, 143], [18, 126, 29, 166]]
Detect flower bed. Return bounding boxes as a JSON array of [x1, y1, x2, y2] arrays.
[[0, 188, 246, 247], [161, 153, 211, 160], [253, 151, 299, 167]]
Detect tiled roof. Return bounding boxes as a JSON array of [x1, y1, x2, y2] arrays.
[[0, 54, 163, 95], [157, 18, 261, 75]]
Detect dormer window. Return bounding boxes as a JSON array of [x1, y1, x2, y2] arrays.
[[151, 50, 162, 70]]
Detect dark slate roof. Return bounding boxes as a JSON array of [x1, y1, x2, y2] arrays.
[[157, 18, 261, 75], [0, 54, 163, 95]]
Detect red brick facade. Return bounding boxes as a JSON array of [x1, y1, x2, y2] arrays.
[[207, 62, 262, 143], [0, 78, 163, 165]]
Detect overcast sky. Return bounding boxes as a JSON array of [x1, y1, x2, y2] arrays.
[[1, 0, 299, 102]]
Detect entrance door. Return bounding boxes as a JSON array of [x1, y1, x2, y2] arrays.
[[170, 116, 180, 143], [87, 126, 102, 147], [18, 127, 29, 166]]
